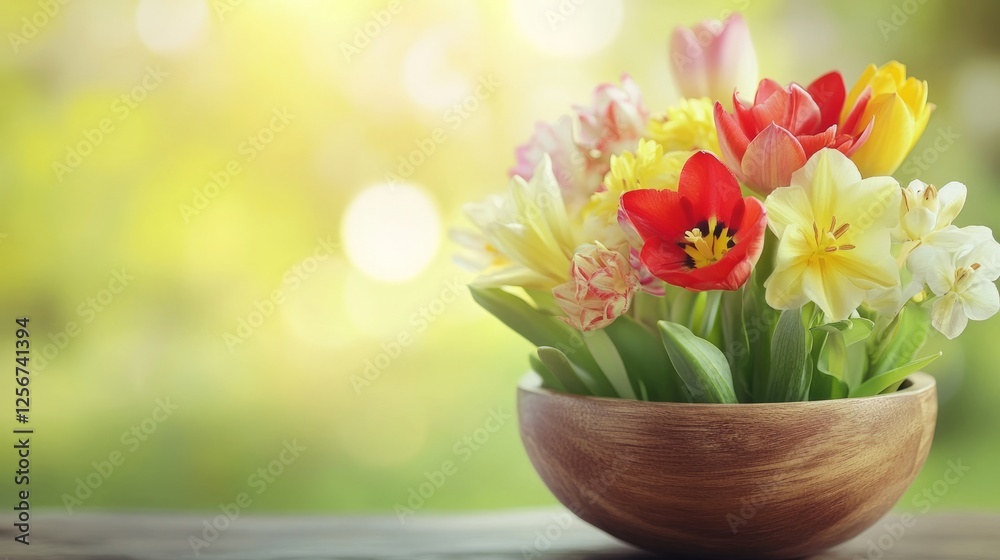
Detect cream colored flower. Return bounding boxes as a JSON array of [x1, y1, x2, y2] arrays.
[[455, 155, 589, 289], [764, 149, 901, 320], [894, 179, 966, 263], [906, 226, 1000, 338]]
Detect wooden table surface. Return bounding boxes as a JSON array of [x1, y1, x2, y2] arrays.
[[2, 510, 997, 559]]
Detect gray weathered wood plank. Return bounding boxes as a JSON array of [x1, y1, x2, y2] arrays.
[[1, 510, 997, 559]]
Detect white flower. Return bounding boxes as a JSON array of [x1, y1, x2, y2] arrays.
[[894, 180, 966, 263], [905, 226, 1000, 339]]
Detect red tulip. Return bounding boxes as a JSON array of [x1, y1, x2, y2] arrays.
[[713, 71, 873, 194], [619, 151, 767, 291]]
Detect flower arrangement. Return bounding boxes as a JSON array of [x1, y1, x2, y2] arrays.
[[455, 14, 1000, 404]]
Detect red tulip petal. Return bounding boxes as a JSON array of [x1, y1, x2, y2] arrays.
[[733, 196, 767, 247], [741, 124, 807, 193], [676, 151, 742, 218], [750, 86, 789, 132], [620, 189, 687, 241], [841, 86, 873, 134], [754, 78, 783, 105], [807, 71, 846, 130], [732, 91, 758, 135], [714, 101, 751, 168], [797, 124, 837, 158], [652, 232, 753, 291], [639, 237, 690, 276], [785, 84, 823, 135], [640, 196, 767, 292], [843, 115, 875, 157]]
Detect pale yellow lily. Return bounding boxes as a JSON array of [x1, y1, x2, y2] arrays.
[[764, 149, 901, 320]]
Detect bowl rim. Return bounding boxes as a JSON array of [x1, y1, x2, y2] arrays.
[[518, 371, 935, 407]]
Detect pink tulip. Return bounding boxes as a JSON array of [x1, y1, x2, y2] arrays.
[[509, 115, 597, 209], [553, 243, 639, 332], [510, 75, 648, 210], [713, 71, 873, 194], [574, 74, 648, 155], [670, 14, 758, 104]]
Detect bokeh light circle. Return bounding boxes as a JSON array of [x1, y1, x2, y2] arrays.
[[403, 25, 478, 110], [510, 0, 624, 58], [135, 0, 209, 54], [342, 183, 441, 283]]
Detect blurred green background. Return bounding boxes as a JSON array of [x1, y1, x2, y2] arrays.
[[2, 0, 1000, 514]]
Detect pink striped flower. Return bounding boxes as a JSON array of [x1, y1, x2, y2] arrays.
[[553, 243, 640, 332]]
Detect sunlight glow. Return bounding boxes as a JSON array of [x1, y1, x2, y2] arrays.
[[342, 183, 442, 283], [510, 0, 624, 58], [135, 0, 209, 54]]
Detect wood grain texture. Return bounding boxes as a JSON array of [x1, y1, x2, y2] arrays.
[[2, 510, 997, 559], [518, 372, 938, 560]]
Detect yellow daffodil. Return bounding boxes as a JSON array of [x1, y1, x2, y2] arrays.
[[646, 97, 721, 155], [764, 149, 901, 321], [839, 61, 934, 177]]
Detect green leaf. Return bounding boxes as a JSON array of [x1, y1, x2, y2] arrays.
[[868, 304, 931, 380], [528, 353, 565, 392], [720, 288, 751, 402], [812, 318, 875, 389], [763, 308, 811, 402], [811, 318, 875, 347], [603, 316, 681, 402], [537, 347, 592, 396], [743, 268, 779, 402], [809, 369, 849, 401], [630, 290, 665, 330], [582, 330, 637, 399], [523, 289, 561, 315], [657, 321, 737, 404], [850, 353, 941, 398], [469, 286, 614, 395]]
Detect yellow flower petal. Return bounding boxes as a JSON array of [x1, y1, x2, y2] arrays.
[[842, 63, 878, 123], [764, 149, 901, 321], [842, 61, 932, 177], [850, 93, 915, 176], [802, 259, 867, 321], [764, 224, 813, 310], [790, 148, 863, 225], [765, 185, 814, 238]]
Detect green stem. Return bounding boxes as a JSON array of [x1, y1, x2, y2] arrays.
[[696, 291, 723, 340]]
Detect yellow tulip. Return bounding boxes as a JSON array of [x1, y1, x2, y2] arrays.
[[839, 61, 934, 177]]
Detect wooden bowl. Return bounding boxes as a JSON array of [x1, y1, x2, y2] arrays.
[[518, 372, 937, 559]]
